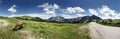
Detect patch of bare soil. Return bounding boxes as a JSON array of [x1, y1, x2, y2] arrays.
[[0, 20, 9, 27], [19, 30, 35, 39]]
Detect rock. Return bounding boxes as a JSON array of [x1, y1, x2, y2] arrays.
[[13, 22, 24, 31]]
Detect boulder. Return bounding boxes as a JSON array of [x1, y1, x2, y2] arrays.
[[13, 22, 24, 31]]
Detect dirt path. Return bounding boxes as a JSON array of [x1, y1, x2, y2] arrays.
[[89, 22, 120, 39]]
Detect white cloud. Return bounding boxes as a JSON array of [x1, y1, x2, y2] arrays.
[[37, 3, 86, 19], [65, 7, 85, 13], [98, 5, 120, 19], [8, 5, 17, 13], [76, 14, 86, 17], [60, 14, 73, 19], [38, 3, 59, 14], [98, 5, 115, 14], [88, 9, 98, 15], [88, 5, 120, 19], [8, 13, 57, 19], [60, 14, 86, 19]]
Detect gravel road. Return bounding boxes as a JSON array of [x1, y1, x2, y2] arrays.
[[89, 22, 120, 39]]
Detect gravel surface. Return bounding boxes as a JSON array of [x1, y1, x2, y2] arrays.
[[89, 22, 120, 39]]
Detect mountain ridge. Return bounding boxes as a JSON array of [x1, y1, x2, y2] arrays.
[[0, 15, 102, 23], [49, 15, 102, 23]]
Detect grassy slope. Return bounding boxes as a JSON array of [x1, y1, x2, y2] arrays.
[[109, 20, 120, 27], [97, 20, 120, 27], [0, 18, 23, 39], [0, 18, 90, 39], [111, 20, 120, 23]]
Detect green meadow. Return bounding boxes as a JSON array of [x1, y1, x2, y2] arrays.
[[0, 17, 90, 39]]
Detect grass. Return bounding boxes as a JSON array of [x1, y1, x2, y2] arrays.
[[0, 18, 91, 39], [97, 20, 120, 27], [0, 18, 23, 39]]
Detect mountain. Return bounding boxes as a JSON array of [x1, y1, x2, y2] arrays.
[[80, 15, 102, 22], [66, 17, 82, 23], [13, 15, 102, 23], [90, 15, 102, 20], [49, 15, 102, 23], [49, 16, 66, 22]]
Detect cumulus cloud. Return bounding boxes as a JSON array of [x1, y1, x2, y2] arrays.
[[98, 5, 120, 19], [88, 5, 120, 19], [37, 3, 86, 19], [60, 6, 86, 18], [88, 9, 99, 15], [8, 3, 85, 19], [98, 5, 115, 14], [8, 5, 17, 13], [65, 7, 85, 13], [8, 13, 56, 19], [38, 3, 59, 14]]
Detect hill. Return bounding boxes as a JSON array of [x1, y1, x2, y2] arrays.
[[13, 16, 46, 22], [97, 19, 120, 27]]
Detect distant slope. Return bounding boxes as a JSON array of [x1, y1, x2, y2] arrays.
[[97, 19, 120, 27], [13, 16, 44, 21]]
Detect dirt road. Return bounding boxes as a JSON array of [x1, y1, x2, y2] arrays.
[[89, 22, 120, 39]]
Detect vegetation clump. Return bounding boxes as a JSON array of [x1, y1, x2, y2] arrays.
[[97, 19, 120, 27]]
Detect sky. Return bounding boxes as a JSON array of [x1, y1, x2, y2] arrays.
[[0, 0, 120, 19]]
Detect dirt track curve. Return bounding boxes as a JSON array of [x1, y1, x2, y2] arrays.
[[89, 22, 120, 39]]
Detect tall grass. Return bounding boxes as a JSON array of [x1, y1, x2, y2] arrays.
[[0, 26, 23, 39], [0, 18, 91, 39]]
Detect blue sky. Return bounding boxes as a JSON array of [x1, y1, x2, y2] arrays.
[[0, 0, 120, 19]]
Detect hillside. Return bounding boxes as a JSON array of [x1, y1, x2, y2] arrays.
[[97, 19, 120, 27], [0, 17, 90, 39]]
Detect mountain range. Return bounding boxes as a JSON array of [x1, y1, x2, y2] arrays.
[[49, 15, 102, 23], [11, 15, 102, 23]]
